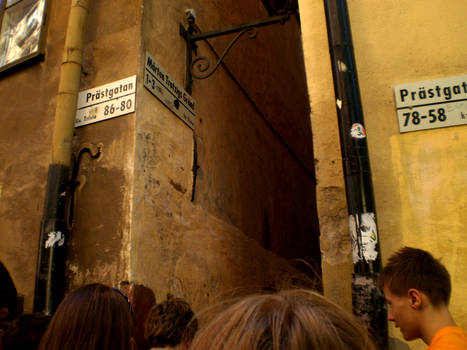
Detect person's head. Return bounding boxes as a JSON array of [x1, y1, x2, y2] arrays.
[[1, 313, 51, 350], [189, 289, 376, 350], [123, 283, 156, 350], [144, 294, 198, 349], [0, 262, 18, 325], [37, 283, 134, 350], [378, 247, 451, 340]]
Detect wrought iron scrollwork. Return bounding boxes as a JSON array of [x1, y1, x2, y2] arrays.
[[191, 27, 258, 80], [180, 11, 292, 93]]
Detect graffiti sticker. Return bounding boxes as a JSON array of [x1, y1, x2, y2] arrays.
[[350, 123, 366, 139], [349, 212, 378, 263], [45, 231, 65, 249]]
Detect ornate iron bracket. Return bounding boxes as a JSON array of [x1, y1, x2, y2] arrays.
[[179, 11, 292, 94], [67, 142, 102, 229]]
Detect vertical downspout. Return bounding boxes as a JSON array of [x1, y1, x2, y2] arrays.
[[323, 0, 387, 347], [34, 0, 89, 315]]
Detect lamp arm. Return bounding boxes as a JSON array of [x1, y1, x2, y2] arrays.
[[191, 27, 258, 80], [180, 11, 292, 93], [188, 13, 290, 42]]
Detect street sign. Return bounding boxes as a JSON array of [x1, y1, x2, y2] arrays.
[[144, 52, 195, 129], [75, 76, 136, 127], [394, 74, 467, 133]]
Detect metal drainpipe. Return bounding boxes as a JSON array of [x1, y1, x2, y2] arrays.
[[323, 0, 387, 347], [34, 0, 89, 315]]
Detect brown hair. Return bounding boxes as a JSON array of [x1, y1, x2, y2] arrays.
[[378, 246, 451, 306], [189, 289, 376, 350], [144, 294, 198, 348], [37, 283, 133, 350]]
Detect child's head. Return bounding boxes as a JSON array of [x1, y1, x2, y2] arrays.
[[144, 294, 198, 348], [378, 246, 451, 306], [189, 289, 376, 350], [38, 283, 134, 350]]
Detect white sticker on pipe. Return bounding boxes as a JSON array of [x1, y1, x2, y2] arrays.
[[45, 231, 65, 248], [337, 60, 348, 72], [349, 213, 378, 263], [336, 99, 343, 109], [350, 123, 366, 139]]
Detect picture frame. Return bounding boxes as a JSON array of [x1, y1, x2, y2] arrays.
[[0, 0, 47, 73]]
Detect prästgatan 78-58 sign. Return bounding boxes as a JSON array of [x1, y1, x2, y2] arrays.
[[394, 74, 467, 133]]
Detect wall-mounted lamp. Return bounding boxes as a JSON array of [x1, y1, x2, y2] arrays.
[[180, 1, 298, 93]]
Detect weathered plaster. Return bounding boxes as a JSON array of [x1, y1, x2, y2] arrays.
[[0, 0, 70, 312], [130, 0, 321, 308], [0, 0, 320, 315], [67, 0, 143, 291], [297, 0, 352, 311]]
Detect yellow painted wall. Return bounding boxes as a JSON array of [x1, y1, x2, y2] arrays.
[[300, 0, 466, 349]]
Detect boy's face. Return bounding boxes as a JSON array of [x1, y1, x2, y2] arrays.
[[383, 285, 421, 341]]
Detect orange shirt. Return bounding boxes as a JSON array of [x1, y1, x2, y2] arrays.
[[428, 326, 467, 350]]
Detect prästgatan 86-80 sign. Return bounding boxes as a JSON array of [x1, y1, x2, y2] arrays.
[[394, 74, 467, 133], [75, 76, 136, 127]]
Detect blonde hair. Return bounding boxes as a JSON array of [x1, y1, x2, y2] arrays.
[[189, 289, 376, 350]]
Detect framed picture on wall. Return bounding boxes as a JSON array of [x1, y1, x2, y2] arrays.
[[0, 0, 47, 73]]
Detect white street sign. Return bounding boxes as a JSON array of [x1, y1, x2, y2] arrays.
[[75, 76, 136, 127], [394, 74, 467, 133], [144, 52, 195, 129]]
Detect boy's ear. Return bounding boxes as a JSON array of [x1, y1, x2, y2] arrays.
[[407, 289, 422, 309]]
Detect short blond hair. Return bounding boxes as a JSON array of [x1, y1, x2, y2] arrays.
[[189, 289, 376, 350]]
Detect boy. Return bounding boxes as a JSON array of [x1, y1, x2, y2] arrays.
[[378, 247, 467, 349]]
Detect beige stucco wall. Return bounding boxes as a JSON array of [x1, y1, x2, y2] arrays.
[[300, 0, 466, 348], [1, 0, 320, 314], [0, 0, 71, 312], [65, 0, 143, 292], [0, 0, 143, 309], [131, 0, 320, 309]]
